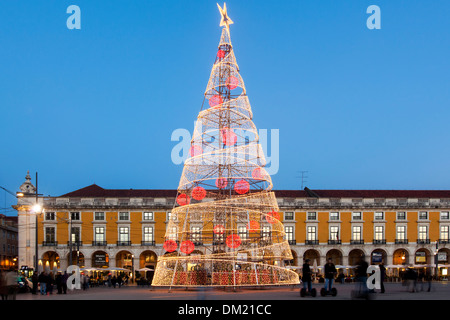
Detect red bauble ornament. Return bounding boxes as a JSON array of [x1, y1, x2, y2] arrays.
[[192, 186, 206, 201], [226, 234, 242, 249], [217, 50, 226, 59], [180, 240, 195, 254], [190, 145, 203, 157], [247, 220, 260, 232], [251, 168, 264, 180], [176, 194, 190, 206], [163, 240, 178, 252], [234, 180, 250, 194], [209, 95, 223, 108], [226, 76, 239, 90], [221, 127, 237, 146], [215, 178, 228, 189], [213, 224, 225, 234], [266, 211, 280, 224]]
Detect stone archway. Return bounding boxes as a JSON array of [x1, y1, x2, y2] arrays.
[[67, 250, 85, 267], [42, 251, 60, 271], [393, 248, 409, 265], [139, 250, 157, 269], [348, 249, 366, 266], [285, 250, 298, 266], [326, 249, 343, 265], [415, 248, 431, 265], [92, 251, 109, 268], [371, 249, 387, 265], [303, 249, 320, 267], [116, 250, 133, 269]]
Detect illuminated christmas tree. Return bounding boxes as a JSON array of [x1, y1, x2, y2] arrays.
[[152, 3, 299, 288]]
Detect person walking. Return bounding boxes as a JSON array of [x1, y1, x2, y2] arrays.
[[55, 272, 63, 294], [324, 258, 337, 292], [302, 259, 313, 293], [379, 262, 386, 293], [46, 272, 54, 295], [38, 272, 47, 295], [107, 273, 112, 288], [31, 272, 39, 295], [111, 275, 117, 288], [0, 270, 7, 300], [354, 257, 369, 296], [425, 267, 432, 292], [62, 271, 69, 294]]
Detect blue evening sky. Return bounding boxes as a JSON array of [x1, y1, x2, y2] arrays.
[[1, 1, 449, 215]]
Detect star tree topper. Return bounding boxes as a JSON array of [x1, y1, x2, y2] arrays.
[[217, 3, 234, 29]]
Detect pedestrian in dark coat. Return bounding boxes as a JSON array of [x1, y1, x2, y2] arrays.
[[38, 272, 47, 295], [55, 272, 63, 294], [31, 272, 39, 294], [324, 258, 337, 292], [62, 271, 69, 294], [302, 259, 313, 292], [379, 263, 386, 293], [46, 272, 54, 295]]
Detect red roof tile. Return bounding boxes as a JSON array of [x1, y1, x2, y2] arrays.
[[59, 184, 450, 199]]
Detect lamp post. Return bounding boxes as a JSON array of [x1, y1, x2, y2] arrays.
[[32, 172, 44, 275], [435, 241, 439, 281]]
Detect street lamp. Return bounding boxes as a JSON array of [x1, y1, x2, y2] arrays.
[[31, 172, 44, 275], [435, 241, 439, 281]]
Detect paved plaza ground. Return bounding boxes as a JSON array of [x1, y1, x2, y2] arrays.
[[6, 282, 447, 318], [13, 281, 450, 300]]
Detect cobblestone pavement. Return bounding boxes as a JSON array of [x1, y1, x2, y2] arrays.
[[13, 281, 450, 300]]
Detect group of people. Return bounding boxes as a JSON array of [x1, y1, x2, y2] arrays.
[[105, 273, 129, 288], [31, 271, 71, 295], [402, 266, 432, 292], [301, 258, 387, 294]]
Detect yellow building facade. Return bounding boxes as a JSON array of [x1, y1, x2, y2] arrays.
[[16, 180, 450, 280]]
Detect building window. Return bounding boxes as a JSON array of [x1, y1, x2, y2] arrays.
[[374, 212, 384, 221], [167, 226, 177, 241], [214, 224, 224, 243], [285, 226, 294, 243], [418, 211, 428, 220], [440, 226, 449, 242], [307, 226, 316, 241], [307, 212, 317, 221], [45, 227, 55, 244], [94, 212, 105, 221], [70, 212, 80, 221], [119, 227, 130, 244], [190, 227, 202, 243], [441, 212, 449, 220], [143, 226, 154, 243], [329, 212, 339, 221], [397, 212, 406, 220], [352, 226, 362, 241], [143, 212, 154, 221], [238, 226, 248, 240], [374, 226, 384, 241], [396, 226, 406, 240], [71, 227, 81, 243], [45, 212, 55, 221], [119, 212, 129, 221], [352, 212, 362, 221], [262, 226, 271, 240], [94, 227, 105, 244], [167, 212, 177, 221], [418, 225, 428, 241], [329, 226, 339, 241], [284, 212, 294, 221]]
